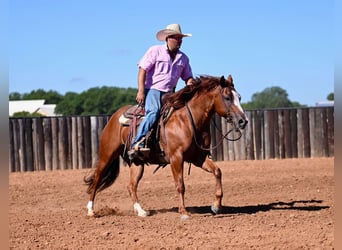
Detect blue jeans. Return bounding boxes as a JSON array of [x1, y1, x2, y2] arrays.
[[132, 89, 166, 146]]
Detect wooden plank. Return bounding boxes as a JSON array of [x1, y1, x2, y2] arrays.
[[327, 108, 334, 156], [25, 118, 34, 171], [71, 117, 78, 169], [264, 110, 274, 159], [253, 110, 262, 160], [290, 109, 298, 158], [313, 108, 324, 157], [83, 116, 92, 168], [66, 116, 73, 170], [91, 116, 99, 167], [277, 110, 285, 159], [221, 117, 229, 161], [18, 119, 26, 172], [34, 118, 45, 171], [9, 120, 15, 172], [309, 108, 316, 157], [11, 119, 20, 172], [309, 108, 325, 158], [227, 122, 235, 160], [51, 117, 59, 170], [301, 108, 311, 158], [283, 109, 292, 158], [43, 117, 52, 171], [77, 116, 84, 169], [273, 110, 280, 159], [238, 120, 246, 161], [321, 108, 329, 157], [245, 111, 254, 160], [58, 117, 68, 170], [296, 109, 304, 158]]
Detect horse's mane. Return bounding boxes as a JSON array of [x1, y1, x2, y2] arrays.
[[163, 75, 221, 110]]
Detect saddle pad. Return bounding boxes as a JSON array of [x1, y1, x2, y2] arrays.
[[119, 105, 145, 126]]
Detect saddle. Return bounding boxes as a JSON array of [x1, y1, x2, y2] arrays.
[[119, 105, 145, 126], [119, 104, 174, 165]]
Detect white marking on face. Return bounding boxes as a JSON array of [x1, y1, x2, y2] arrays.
[[232, 90, 244, 113]]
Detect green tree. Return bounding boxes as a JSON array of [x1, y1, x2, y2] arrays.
[[9, 92, 22, 100], [242, 86, 303, 109], [55, 86, 137, 115], [55, 92, 84, 115], [22, 89, 63, 104], [327, 92, 334, 101]]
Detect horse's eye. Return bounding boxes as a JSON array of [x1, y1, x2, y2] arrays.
[[226, 96, 231, 101]]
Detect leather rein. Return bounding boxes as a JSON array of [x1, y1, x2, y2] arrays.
[[185, 103, 242, 152]]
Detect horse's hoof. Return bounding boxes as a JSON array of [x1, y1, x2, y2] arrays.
[[87, 211, 95, 217], [136, 210, 149, 217], [180, 214, 190, 221], [211, 205, 221, 214], [133, 202, 149, 217]]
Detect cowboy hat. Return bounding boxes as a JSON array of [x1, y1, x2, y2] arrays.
[[156, 24, 192, 41]]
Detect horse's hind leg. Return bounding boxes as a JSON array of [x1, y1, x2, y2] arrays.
[[201, 156, 223, 214], [127, 164, 149, 217], [86, 157, 120, 216], [84, 160, 111, 216], [86, 159, 106, 216]]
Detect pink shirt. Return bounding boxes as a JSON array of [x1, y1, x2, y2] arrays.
[[138, 44, 193, 92]]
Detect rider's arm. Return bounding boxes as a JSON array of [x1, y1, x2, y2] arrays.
[[136, 67, 146, 105]]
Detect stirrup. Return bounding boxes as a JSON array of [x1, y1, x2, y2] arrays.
[[133, 137, 150, 152]]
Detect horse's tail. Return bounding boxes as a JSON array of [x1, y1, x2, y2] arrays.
[[84, 157, 120, 194]]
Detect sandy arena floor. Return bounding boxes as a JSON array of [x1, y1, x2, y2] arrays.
[[9, 157, 334, 249]]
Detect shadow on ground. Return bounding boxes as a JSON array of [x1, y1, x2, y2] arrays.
[[150, 199, 329, 216]]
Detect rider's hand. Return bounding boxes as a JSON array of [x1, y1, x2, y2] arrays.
[[136, 91, 145, 106], [186, 77, 196, 86]]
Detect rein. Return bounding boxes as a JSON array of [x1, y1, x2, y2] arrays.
[[185, 103, 242, 152]]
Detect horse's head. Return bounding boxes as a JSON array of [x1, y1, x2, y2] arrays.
[[215, 75, 248, 129]]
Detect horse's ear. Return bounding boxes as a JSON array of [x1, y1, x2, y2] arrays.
[[227, 74, 233, 84], [220, 76, 226, 87]]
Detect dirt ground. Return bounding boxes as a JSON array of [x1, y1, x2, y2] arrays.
[[9, 157, 334, 249]]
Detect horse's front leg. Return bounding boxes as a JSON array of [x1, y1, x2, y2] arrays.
[[170, 160, 189, 220], [127, 164, 149, 217], [201, 156, 223, 214]]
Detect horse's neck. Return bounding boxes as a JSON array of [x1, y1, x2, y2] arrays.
[[187, 98, 214, 131]]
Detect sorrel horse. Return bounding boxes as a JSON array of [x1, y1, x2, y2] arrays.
[[84, 74, 248, 220]]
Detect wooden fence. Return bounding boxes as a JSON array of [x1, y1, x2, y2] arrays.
[[9, 107, 334, 172]]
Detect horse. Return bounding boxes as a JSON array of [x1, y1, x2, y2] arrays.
[[84, 74, 248, 220]]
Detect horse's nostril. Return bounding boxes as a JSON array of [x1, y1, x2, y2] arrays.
[[239, 119, 247, 128]]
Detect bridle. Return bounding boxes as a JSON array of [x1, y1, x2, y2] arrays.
[[185, 102, 242, 152]]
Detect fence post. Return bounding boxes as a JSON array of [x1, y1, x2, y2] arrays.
[[51, 117, 59, 170], [327, 108, 334, 156], [91, 116, 99, 168], [71, 116, 78, 169], [43, 117, 52, 171]]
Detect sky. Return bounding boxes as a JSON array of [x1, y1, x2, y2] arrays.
[[9, 0, 334, 107]]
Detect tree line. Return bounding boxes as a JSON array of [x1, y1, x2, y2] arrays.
[[9, 85, 334, 117]]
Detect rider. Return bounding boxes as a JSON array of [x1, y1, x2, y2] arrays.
[[129, 23, 196, 156]]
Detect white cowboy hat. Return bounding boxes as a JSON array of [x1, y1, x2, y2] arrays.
[[156, 24, 192, 41]]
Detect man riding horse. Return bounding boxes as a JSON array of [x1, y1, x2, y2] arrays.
[[128, 23, 195, 158]]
